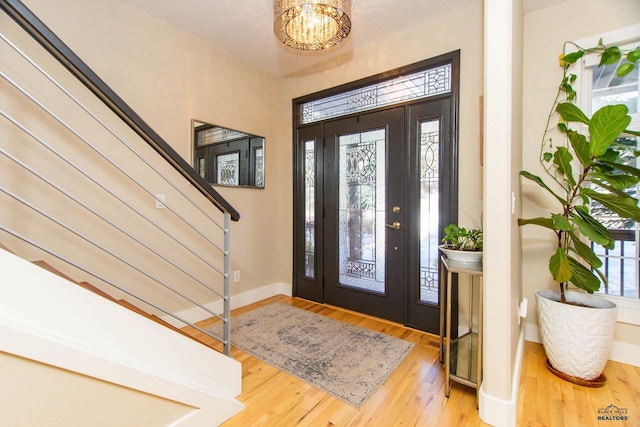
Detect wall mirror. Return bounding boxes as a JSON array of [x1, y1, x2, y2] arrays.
[[192, 120, 265, 188]]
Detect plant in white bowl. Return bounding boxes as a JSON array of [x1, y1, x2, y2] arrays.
[[439, 223, 483, 263]]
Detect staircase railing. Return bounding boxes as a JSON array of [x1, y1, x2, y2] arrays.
[[0, 0, 238, 355]]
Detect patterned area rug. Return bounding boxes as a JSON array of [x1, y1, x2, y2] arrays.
[[208, 302, 414, 407]]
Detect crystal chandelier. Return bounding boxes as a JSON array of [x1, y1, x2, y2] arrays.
[[273, 0, 352, 51]]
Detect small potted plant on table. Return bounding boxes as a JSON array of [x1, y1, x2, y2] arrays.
[[439, 223, 483, 264]]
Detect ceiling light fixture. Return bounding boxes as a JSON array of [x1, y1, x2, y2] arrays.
[[273, 0, 352, 51]]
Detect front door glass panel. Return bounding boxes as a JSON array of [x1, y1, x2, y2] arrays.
[[304, 140, 316, 279], [420, 119, 440, 303], [338, 128, 386, 293]]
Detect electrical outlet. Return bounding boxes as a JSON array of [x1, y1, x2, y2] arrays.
[[233, 270, 240, 283], [155, 194, 166, 209]]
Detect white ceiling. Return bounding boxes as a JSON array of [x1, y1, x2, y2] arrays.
[[119, 0, 561, 78], [120, 0, 478, 78]]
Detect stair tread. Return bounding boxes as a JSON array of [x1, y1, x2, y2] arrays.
[[32, 260, 78, 283], [77, 281, 118, 302], [0, 242, 15, 254]]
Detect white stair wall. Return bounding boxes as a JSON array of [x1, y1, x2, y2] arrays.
[[0, 248, 244, 427]]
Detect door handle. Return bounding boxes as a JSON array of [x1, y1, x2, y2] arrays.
[[385, 221, 401, 230]]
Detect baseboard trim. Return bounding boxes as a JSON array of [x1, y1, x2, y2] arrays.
[[479, 324, 525, 427], [524, 322, 640, 367], [162, 282, 292, 327]]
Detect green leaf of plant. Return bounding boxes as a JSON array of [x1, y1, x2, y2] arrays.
[[589, 105, 631, 157], [550, 247, 572, 283], [551, 214, 572, 230], [597, 149, 621, 164], [568, 230, 602, 269], [519, 171, 566, 205], [567, 256, 601, 292], [616, 62, 635, 77], [590, 171, 639, 191], [592, 266, 608, 289], [518, 217, 555, 229], [627, 48, 640, 63], [543, 152, 553, 162], [600, 46, 621, 66], [553, 147, 576, 186], [571, 211, 613, 248], [581, 187, 640, 221], [599, 160, 640, 178], [565, 130, 591, 167], [563, 51, 584, 64], [556, 102, 590, 125]]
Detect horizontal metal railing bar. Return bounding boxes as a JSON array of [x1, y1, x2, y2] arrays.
[[592, 229, 638, 298], [0, 0, 239, 221], [0, 70, 226, 256], [2, 0, 233, 355], [0, 186, 226, 324], [0, 31, 225, 232], [1, 149, 225, 301], [0, 109, 226, 279], [0, 225, 227, 345], [609, 229, 635, 241]]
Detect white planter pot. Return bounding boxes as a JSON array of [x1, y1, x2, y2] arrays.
[[536, 289, 617, 381], [439, 245, 482, 264]]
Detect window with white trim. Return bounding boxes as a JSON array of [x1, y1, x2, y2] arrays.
[[577, 25, 640, 316]]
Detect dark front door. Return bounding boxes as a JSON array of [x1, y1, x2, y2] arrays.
[[293, 54, 459, 334], [323, 107, 406, 322]]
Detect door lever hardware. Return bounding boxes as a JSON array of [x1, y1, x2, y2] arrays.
[[385, 221, 401, 230]]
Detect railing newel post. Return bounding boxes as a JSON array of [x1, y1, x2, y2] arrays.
[[223, 212, 231, 356]]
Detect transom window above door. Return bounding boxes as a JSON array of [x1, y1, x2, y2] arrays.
[[298, 64, 452, 125]]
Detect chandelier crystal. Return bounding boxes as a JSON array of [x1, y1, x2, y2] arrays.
[[273, 0, 352, 51]]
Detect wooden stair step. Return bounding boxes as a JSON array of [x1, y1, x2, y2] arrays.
[[77, 281, 119, 302], [32, 260, 78, 283], [0, 242, 15, 254]]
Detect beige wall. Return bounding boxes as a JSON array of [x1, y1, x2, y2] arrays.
[[522, 0, 640, 348], [18, 0, 484, 300], [19, 0, 290, 297], [279, 1, 485, 225]]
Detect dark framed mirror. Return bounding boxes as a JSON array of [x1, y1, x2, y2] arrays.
[[192, 120, 265, 188]]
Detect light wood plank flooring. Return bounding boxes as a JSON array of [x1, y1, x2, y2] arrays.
[[185, 295, 639, 426]]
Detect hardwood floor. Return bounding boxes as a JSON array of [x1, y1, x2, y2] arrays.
[[185, 295, 640, 426]]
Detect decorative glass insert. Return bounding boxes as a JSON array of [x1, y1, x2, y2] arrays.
[[304, 140, 316, 279], [338, 128, 386, 293], [255, 147, 264, 188], [419, 120, 440, 304], [196, 126, 249, 147], [216, 152, 240, 185], [197, 157, 206, 179], [299, 64, 451, 124]]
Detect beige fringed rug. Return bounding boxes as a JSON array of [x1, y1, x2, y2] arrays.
[[208, 302, 414, 407]]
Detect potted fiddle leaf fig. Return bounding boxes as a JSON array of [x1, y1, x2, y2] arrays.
[[519, 39, 640, 385], [439, 223, 483, 263]]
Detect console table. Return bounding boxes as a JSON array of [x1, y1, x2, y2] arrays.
[[439, 255, 483, 406]]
